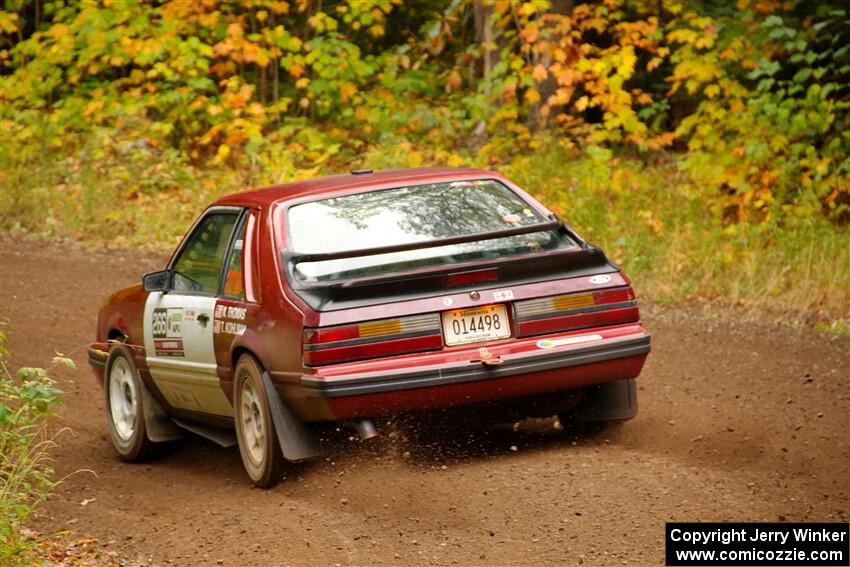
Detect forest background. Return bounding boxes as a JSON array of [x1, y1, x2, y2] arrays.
[[1, 0, 848, 329]]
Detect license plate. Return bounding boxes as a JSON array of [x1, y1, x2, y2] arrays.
[[441, 304, 510, 347]]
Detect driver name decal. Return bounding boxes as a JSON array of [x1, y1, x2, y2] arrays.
[[214, 304, 247, 335]]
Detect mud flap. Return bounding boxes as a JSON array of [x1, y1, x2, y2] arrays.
[[569, 378, 638, 423], [140, 380, 185, 442], [261, 371, 323, 461]]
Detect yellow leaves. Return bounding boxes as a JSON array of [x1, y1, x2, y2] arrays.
[[532, 64, 548, 82], [247, 102, 264, 117], [269, 1, 290, 15], [50, 23, 71, 39], [287, 36, 303, 52], [616, 45, 636, 79], [339, 82, 358, 102], [227, 22, 243, 38], [525, 88, 541, 105], [667, 28, 698, 45], [549, 85, 574, 106], [245, 45, 270, 67], [212, 143, 231, 165], [753, 0, 783, 13], [556, 68, 577, 86], [694, 27, 717, 50], [445, 69, 462, 93], [368, 24, 385, 38], [295, 77, 310, 89], [520, 27, 539, 44], [575, 96, 589, 111], [354, 106, 370, 121], [84, 100, 104, 116], [646, 132, 676, 150], [446, 153, 465, 167], [0, 11, 18, 34], [647, 57, 663, 72], [705, 84, 720, 98], [308, 12, 337, 33]]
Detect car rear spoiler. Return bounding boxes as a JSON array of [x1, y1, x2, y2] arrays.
[[283, 216, 564, 266], [279, 216, 616, 311]]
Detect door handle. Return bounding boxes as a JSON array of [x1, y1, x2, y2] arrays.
[[198, 313, 210, 326]]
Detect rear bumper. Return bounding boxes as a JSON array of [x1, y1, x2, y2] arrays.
[[301, 324, 650, 419], [303, 334, 649, 398]]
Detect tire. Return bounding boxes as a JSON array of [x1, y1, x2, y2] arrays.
[[105, 345, 154, 461], [559, 378, 638, 427], [233, 355, 283, 488]]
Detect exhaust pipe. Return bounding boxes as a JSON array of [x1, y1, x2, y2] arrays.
[[355, 420, 378, 440]]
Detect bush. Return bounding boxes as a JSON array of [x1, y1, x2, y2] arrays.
[[0, 322, 70, 566]]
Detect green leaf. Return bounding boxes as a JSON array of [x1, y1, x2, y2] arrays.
[[763, 15, 784, 27], [793, 68, 812, 83]]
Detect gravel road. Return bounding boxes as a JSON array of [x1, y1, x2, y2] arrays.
[[1, 236, 847, 566]]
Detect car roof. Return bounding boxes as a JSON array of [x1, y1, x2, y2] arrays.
[[212, 167, 502, 209]]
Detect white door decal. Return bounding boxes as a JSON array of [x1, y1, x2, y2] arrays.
[[144, 292, 233, 417]]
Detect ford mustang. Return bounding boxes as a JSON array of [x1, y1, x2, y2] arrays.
[[88, 168, 651, 487]]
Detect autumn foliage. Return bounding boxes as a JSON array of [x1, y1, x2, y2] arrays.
[[1, 0, 847, 225], [0, 1, 848, 324]]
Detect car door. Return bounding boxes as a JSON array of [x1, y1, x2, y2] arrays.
[[143, 207, 243, 417]]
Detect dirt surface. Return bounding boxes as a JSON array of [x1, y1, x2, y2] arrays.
[[1, 235, 848, 566]]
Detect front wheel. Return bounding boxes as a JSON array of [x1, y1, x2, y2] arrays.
[[233, 355, 283, 487], [105, 345, 154, 461]]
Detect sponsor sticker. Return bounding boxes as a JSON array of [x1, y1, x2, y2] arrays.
[[442, 297, 454, 306], [153, 307, 185, 356], [536, 334, 603, 349], [589, 274, 613, 285], [154, 339, 185, 357], [153, 308, 183, 339]]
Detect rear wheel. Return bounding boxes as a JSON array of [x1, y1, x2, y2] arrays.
[[234, 355, 283, 488], [105, 345, 154, 461]]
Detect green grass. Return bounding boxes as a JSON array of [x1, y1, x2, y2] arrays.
[[1, 134, 847, 329]]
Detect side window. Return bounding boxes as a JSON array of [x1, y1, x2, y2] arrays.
[[171, 212, 239, 294], [222, 221, 247, 300]]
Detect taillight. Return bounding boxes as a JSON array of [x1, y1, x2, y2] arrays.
[[515, 286, 639, 337], [303, 313, 442, 366]]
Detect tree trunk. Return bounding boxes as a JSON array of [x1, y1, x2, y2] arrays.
[[528, 0, 573, 130], [473, 1, 496, 95]]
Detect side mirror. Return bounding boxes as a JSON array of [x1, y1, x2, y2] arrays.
[[143, 270, 172, 293]]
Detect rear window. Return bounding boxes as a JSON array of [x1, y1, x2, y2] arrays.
[[286, 179, 574, 282]]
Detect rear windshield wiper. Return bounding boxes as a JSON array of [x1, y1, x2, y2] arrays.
[[283, 217, 563, 266]]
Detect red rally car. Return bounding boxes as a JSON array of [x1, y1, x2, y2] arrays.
[[89, 168, 650, 487]]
